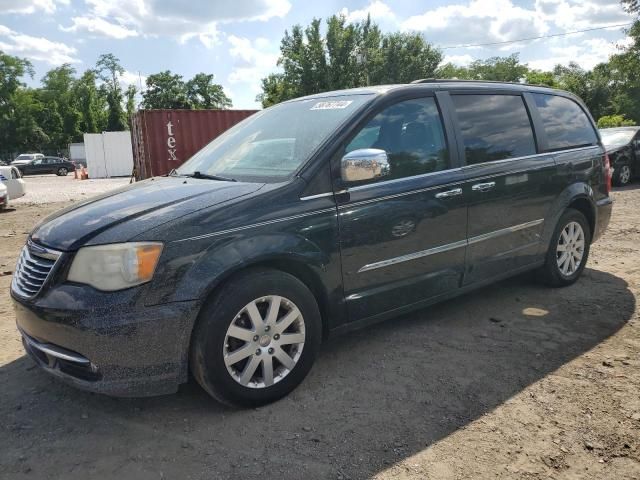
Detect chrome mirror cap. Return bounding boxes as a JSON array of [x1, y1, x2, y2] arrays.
[[341, 148, 390, 183]]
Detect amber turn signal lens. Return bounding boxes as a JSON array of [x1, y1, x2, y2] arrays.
[[136, 244, 163, 281]]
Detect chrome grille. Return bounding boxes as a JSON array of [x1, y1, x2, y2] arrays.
[[11, 241, 61, 298]]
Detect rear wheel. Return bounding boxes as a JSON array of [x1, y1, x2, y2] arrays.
[[537, 208, 591, 287], [57, 167, 68, 176], [190, 269, 322, 407], [613, 163, 632, 186]]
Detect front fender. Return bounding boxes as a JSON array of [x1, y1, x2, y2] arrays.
[[144, 202, 341, 308], [172, 232, 331, 303]]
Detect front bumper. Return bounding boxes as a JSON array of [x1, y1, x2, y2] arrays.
[[593, 196, 613, 243], [12, 289, 200, 397]]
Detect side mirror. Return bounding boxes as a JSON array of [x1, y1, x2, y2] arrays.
[[341, 148, 390, 183]]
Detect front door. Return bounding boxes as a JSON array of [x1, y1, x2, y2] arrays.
[[335, 95, 468, 321], [448, 92, 555, 284]]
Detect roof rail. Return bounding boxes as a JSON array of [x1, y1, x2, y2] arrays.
[[410, 78, 554, 88]]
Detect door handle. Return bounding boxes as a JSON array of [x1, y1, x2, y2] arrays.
[[435, 188, 463, 199], [471, 181, 496, 192]]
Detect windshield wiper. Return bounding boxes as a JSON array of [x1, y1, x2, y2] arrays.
[[183, 171, 237, 182]]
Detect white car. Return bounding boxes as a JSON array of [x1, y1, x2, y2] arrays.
[[0, 165, 26, 201], [0, 182, 7, 210]]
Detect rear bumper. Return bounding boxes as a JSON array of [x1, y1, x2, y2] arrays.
[[593, 196, 613, 243], [12, 291, 200, 397]]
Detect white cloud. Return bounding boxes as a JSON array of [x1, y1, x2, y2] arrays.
[[119, 70, 146, 90], [402, 0, 548, 46], [442, 54, 475, 66], [0, 25, 78, 65], [536, 0, 630, 30], [340, 0, 395, 23], [402, 0, 630, 48], [0, 0, 68, 15], [58, 0, 291, 45], [527, 36, 630, 70], [227, 35, 279, 95], [61, 16, 138, 39]]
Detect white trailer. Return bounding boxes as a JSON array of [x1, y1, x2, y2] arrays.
[[83, 132, 134, 178]]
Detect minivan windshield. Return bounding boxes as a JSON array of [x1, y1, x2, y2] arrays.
[[176, 94, 373, 182], [600, 129, 637, 148]]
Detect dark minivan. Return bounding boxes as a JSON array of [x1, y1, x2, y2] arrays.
[[11, 81, 612, 406]]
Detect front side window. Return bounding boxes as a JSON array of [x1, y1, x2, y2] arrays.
[[533, 93, 598, 150], [345, 97, 450, 181], [177, 94, 373, 182], [452, 94, 537, 165]]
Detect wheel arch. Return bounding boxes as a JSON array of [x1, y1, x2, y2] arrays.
[[541, 183, 597, 254], [567, 196, 595, 241], [201, 256, 332, 340]]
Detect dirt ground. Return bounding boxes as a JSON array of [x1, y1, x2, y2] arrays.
[[0, 187, 639, 480], [12, 174, 130, 205]]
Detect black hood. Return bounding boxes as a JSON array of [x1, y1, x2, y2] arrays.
[[31, 177, 264, 251]]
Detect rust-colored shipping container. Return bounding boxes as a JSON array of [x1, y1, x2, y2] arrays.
[[131, 109, 258, 180]]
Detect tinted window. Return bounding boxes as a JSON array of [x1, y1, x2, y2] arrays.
[[346, 97, 449, 180], [452, 94, 536, 165], [533, 93, 597, 150]]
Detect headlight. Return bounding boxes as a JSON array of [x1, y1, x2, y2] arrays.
[[67, 242, 163, 291]]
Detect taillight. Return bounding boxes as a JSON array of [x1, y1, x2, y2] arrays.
[[603, 154, 612, 195]]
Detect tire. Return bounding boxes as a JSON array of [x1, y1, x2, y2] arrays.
[[613, 163, 632, 187], [57, 167, 68, 176], [190, 268, 322, 407], [537, 208, 591, 287]]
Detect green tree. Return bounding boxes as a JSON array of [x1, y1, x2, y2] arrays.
[[96, 53, 126, 130], [185, 73, 232, 109], [125, 84, 137, 122], [466, 54, 529, 82], [258, 15, 442, 107], [524, 70, 557, 87], [142, 71, 190, 109], [621, 0, 639, 14], [0, 51, 35, 157], [597, 114, 636, 128], [74, 70, 106, 134], [38, 64, 82, 150]]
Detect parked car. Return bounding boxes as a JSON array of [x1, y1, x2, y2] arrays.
[[11, 81, 612, 407], [13, 156, 75, 176], [0, 182, 7, 210], [0, 165, 26, 200], [599, 126, 640, 186], [11, 153, 44, 166]]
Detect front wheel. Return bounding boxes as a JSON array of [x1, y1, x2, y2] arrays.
[[537, 208, 591, 287], [57, 167, 68, 176], [190, 269, 322, 407]]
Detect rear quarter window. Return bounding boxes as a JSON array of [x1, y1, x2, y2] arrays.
[[532, 93, 598, 150]]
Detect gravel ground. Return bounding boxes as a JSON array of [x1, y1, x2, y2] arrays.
[[0, 185, 639, 479], [13, 174, 130, 204]]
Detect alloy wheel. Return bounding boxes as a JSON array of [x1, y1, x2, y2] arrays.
[[619, 165, 631, 185], [223, 295, 305, 389], [556, 221, 585, 276]]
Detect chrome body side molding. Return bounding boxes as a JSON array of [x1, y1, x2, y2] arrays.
[[357, 219, 544, 273]]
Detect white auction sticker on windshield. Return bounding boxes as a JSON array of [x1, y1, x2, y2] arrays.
[[310, 100, 353, 110]]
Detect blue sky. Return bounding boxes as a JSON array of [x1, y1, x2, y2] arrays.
[[0, 0, 633, 109]]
